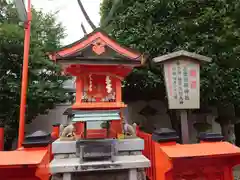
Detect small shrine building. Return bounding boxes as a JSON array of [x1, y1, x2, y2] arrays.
[[49, 28, 147, 138]]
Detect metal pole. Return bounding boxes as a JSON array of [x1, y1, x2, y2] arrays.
[[180, 109, 189, 144], [18, 0, 31, 148]]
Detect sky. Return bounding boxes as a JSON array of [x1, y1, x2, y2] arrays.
[[31, 0, 101, 45]]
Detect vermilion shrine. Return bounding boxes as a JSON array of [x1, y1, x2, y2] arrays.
[[49, 28, 150, 180], [49, 28, 146, 139]]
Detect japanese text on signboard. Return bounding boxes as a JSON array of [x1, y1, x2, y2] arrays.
[[164, 60, 199, 109]]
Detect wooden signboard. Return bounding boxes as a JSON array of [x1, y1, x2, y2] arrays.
[[163, 59, 200, 109], [153, 50, 211, 143]]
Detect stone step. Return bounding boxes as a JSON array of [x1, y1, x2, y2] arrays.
[[50, 155, 150, 174]]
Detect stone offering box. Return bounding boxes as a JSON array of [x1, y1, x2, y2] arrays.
[[76, 139, 117, 162], [152, 130, 240, 180]]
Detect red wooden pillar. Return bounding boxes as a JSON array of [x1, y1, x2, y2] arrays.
[[0, 125, 4, 151], [110, 120, 122, 137], [115, 78, 122, 103], [74, 122, 85, 137], [75, 76, 83, 104]]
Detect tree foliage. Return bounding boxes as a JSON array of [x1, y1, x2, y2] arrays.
[[100, 0, 240, 107], [0, 0, 69, 149]]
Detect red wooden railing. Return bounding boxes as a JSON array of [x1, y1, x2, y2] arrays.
[[136, 127, 156, 180]]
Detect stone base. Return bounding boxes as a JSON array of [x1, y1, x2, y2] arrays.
[[52, 169, 146, 180], [50, 138, 150, 180], [51, 155, 149, 173]]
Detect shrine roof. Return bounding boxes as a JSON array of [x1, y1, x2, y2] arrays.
[[153, 50, 212, 64], [0, 149, 48, 166], [160, 142, 240, 159], [49, 28, 147, 66]]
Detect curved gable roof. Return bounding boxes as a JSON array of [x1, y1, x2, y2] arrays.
[[49, 28, 146, 63]]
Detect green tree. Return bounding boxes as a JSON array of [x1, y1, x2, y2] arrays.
[[0, 0, 69, 149], [100, 0, 240, 141]]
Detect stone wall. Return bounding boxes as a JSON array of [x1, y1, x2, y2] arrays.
[[26, 104, 71, 134], [23, 100, 222, 144], [126, 100, 221, 143], [11, 104, 71, 149]]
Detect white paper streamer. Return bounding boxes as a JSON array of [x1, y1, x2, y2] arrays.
[[105, 75, 112, 93]]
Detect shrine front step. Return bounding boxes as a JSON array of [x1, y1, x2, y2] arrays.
[[51, 155, 149, 173], [52, 170, 129, 180], [50, 155, 149, 180], [51, 169, 146, 180]]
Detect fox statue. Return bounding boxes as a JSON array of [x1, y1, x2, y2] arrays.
[[123, 122, 137, 137], [59, 123, 76, 141]]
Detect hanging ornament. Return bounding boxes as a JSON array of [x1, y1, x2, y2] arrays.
[[89, 74, 92, 92], [105, 75, 112, 93]]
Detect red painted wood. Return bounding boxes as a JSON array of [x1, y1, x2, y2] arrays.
[[74, 122, 85, 135], [136, 126, 240, 180], [75, 125, 122, 139], [0, 146, 52, 180], [136, 127, 156, 180], [65, 65, 133, 78], [110, 120, 122, 136], [86, 129, 108, 139], [49, 31, 141, 60], [0, 127, 4, 151], [75, 76, 83, 104]]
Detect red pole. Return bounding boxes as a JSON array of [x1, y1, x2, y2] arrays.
[[0, 125, 4, 151], [18, 0, 32, 148], [51, 123, 60, 140]]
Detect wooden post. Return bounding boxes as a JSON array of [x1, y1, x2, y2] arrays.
[[84, 122, 87, 138], [75, 76, 83, 104], [115, 79, 122, 102], [106, 121, 110, 138], [180, 110, 189, 144], [0, 125, 4, 151]]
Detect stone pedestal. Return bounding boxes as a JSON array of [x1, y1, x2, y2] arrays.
[[50, 138, 150, 180]]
